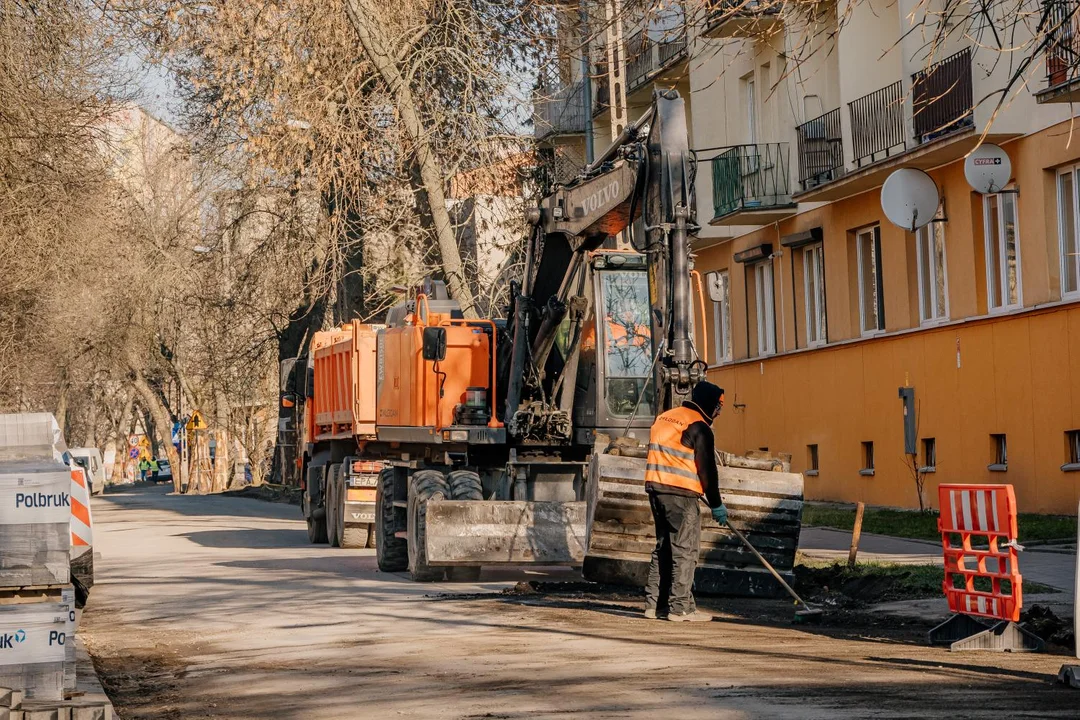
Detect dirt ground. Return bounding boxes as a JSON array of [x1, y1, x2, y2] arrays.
[[81, 485, 1079, 719]]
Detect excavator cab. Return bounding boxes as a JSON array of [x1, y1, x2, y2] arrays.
[[567, 251, 656, 441]]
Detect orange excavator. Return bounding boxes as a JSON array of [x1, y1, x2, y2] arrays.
[[278, 90, 804, 591]]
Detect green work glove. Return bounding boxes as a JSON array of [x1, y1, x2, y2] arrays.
[[711, 504, 728, 526]]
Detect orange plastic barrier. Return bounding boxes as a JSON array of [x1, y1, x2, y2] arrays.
[[938, 484, 1021, 622]]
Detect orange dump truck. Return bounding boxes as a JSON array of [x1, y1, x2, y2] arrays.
[[281, 280, 529, 580]]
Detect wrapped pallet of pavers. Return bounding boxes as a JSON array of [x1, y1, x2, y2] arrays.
[[0, 414, 71, 589], [0, 601, 69, 700], [61, 585, 76, 692], [0, 414, 66, 465]]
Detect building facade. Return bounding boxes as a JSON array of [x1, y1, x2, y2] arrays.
[[543, 0, 1080, 513]]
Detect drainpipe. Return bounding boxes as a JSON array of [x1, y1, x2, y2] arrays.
[[774, 223, 786, 352], [580, 0, 594, 164]]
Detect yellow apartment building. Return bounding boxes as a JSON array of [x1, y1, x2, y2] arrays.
[[538, 0, 1080, 514]]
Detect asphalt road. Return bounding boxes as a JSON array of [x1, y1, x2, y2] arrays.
[[81, 484, 1079, 719]]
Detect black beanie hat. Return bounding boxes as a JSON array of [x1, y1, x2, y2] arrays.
[[691, 381, 724, 417]]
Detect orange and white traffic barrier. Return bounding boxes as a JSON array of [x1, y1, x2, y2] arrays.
[[69, 465, 93, 555], [929, 483, 1043, 651]]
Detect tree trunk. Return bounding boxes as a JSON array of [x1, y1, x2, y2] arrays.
[[326, 180, 366, 324], [109, 397, 134, 486], [54, 372, 69, 440], [83, 395, 98, 449], [343, 0, 478, 318], [129, 370, 181, 492]]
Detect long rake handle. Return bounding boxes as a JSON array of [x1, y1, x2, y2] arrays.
[[727, 523, 811, 610]]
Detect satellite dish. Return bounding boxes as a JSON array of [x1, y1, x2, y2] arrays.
[[881, 168, 940, 232], [964, 144, 1012, 194], [706, 271, 724, 302]]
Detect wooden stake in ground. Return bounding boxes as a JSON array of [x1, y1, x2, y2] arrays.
[[848, 502, 865, 568]]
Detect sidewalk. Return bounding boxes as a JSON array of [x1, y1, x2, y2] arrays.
[[799, 526, 1077, 596]]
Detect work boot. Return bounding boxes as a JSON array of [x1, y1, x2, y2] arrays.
[[643, 608, 668, 620], [667, 610, 712, 622]]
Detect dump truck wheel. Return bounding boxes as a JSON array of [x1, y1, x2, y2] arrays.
[[304, 494, 328, 544], [443, 470, 482, 582], [408, 470, 449, 582], [326, 464, 341, 547], [366, 524, 377, 549], [340, 526, 367, 548], [447, 470, 483, 500], [375, 468, 407, 571]]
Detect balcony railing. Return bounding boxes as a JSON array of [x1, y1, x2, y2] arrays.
[[848, 80, 906, 168], [625, 28, 689, 94], [533, 81, 587, 139], [1046, 0, 1080, 87], [711, 143, 793, 220], [704, 0, 782, 38], [795, 108, 843, 191], [912, 48, 974, 143]]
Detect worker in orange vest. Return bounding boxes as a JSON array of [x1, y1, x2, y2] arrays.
[[643, 381, 727, 622]]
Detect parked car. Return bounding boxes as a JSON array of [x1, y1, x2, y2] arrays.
[[69, 447, 106, 496], [153, 458, 173, 484]]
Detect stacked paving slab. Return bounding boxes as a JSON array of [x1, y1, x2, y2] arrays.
[[0, 415, 110, 718]]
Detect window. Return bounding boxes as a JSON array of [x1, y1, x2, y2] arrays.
[[1057, 168, 1080, 298], [990, 433, 1007, 471], [860, 441, 875, 475], [709, 270, 733, 363], [1064, 430, 1080, 471], [745, 76, 757, 145], [598, 270, 655, 417], [806, 444, 819, 476], [984, 192, 1021, 311], [803, 243, 827, 346], [754, 261, 776, 356], [856, 226, 885, 334], [915, 218, 948, 324], [921, 438, 937, 472]]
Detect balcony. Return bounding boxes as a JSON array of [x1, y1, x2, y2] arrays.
[[702, 0, 782, 39], [1038, 0, 1080, 102], [533, 81, 588, 140], [911, 48, 974, 142], [625, 27, 689, 94], [709, 143, 796, 225], [795, 108, 844, 191], [848, 80, 906, 168]]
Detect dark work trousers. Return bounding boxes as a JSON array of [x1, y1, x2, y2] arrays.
[[644, 490, 701, 616]]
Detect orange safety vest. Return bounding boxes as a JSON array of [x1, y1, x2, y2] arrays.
[[645, 406, 704, 494]]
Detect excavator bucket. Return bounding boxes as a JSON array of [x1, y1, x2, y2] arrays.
[[584, 453, 805, 597], [425, 500, 588, 566]]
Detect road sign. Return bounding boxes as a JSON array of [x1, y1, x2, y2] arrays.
[[186, 410, 206, 431], [128, 434, 139, 448], [129, 447, 139, 459]]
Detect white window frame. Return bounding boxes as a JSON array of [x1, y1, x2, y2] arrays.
[[754, 260, 776, 356], [856, 226, 885, 336], [983, 190, 1023, 312], [745, 77, 757, 146], [1057, 167, 1080, 300], [802, 243, 827, 347], [710, 270, 733, 364], [915, 216, 949, 325]]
